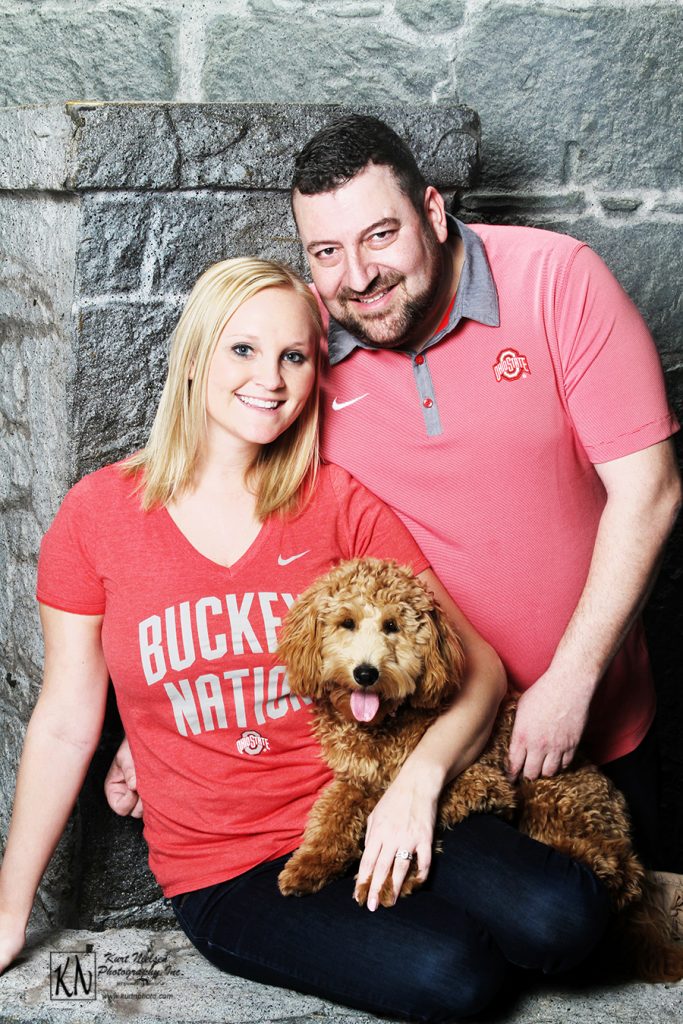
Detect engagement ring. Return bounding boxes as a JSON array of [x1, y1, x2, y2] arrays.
[[395, 849, 414, 861]]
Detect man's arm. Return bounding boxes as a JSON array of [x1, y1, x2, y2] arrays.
[[508, 438, 681, 780]]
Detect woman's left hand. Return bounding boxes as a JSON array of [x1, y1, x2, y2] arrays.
[[354, 767, 440, 911]]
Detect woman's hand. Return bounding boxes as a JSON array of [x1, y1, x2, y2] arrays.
[[354, 764, 441, 911], [0, 910, 27, 975], [104, 736, 143, 818]]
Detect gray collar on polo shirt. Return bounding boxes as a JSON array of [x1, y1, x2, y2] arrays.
[[326, 215, 500, 367]]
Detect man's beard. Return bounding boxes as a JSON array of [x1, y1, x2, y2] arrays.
[[331, 232, 445, 349]]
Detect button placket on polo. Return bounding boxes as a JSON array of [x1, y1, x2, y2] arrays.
[[410, 352, 442, 436]]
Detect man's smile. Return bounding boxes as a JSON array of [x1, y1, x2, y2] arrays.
[[354, 286, 396, 307], [345, 280, 402, 312]]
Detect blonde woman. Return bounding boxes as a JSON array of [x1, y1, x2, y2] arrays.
[[0, 258, 606, 1021]]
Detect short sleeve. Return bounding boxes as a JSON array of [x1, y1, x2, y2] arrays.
[[327, 464, 430, 574], [36, 477, 106, 614], [554, 244, 679, 464]]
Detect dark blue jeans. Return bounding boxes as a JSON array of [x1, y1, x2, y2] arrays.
[[172, 814, 610, 1022]]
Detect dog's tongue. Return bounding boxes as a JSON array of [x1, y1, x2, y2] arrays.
[[350, 691, 380, 723]]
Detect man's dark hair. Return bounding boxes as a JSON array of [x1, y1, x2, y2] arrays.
[[292, 114, 427, 212]]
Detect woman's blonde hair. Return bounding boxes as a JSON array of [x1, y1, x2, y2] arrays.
[[123, 257, 323, 520]]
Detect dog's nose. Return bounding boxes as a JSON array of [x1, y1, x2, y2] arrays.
[[353, 664, 379, 687]]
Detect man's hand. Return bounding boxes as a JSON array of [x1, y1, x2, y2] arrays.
[[353, 766, 439, 911], [507, 673, 592, 781], [104, 736, 143, 818]]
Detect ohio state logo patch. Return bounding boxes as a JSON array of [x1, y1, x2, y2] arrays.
[[493, 348, 531, 382], [236, 730, 270, 755]]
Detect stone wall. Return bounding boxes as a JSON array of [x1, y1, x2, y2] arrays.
[[3, 2, 681, 447]]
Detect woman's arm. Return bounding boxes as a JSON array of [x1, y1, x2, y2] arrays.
[[355, 568, 507, 910], [0, 606, 109, 973]]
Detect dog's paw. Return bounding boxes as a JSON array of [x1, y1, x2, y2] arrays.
[[354, 877, 394, 907], [399, 872, 423, 898], [353, 878, 371, 906], [278, 856, 335, 897]]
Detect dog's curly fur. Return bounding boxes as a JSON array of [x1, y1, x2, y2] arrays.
[[277, 557, 683, 982]]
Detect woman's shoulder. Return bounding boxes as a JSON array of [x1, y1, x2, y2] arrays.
[[59, 458, 144, 518], [317, 461, 358, 493], [318, 461, 387, 506], [304, 462, 358, 506], [302, 462, 385, 519]]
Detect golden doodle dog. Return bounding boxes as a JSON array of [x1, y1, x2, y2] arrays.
[[277, 557, 683, 982]]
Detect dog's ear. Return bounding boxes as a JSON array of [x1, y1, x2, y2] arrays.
[[277, 585, 326, 698], [411, 601, 466, 708]]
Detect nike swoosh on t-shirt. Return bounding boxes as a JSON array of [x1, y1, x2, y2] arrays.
[[278, 551, 310, 566], [331, 394, 369, 411]]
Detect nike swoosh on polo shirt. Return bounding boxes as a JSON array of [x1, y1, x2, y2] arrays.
[[278, 551, 310, 566], [331, 394, 369, 411]]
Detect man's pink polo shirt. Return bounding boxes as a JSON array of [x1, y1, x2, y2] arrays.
[[318, 219, 679, 764]]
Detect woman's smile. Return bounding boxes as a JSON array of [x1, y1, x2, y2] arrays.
[[235, 393, 285, 410]]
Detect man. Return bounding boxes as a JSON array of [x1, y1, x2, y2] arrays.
[[289, 115, 681, 862], [108, 114, 680, 868]]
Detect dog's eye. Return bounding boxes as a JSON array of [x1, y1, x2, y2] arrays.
[[382, 619, 399, 634], [340, 618, 355, 630]]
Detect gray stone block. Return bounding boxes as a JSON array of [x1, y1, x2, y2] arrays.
[[459, 191, 587, 218], [653, 199, 683, 216], [1, 194, 80, 457], [74, 302, 180, 477], [0, 334, 28, 427], [0, 507, 44, 717], [0, 6, 179, 107], [599, 197, 643, 215], [0, 105, 73, 190], [8, 583, 43, 694], [0, 706, 24, 843], [65, 103, 479, 193], [67, 103, 181, 190], [145, 191, 305, 295], [203, 14, 451, 106], [456, 5, 683, 190], [0, 429, 31, 505], [78, 196, 152, 297], [395, 0, 465, 33], [250, 0, 384, 13]]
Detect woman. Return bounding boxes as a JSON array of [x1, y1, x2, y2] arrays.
[[0, 258, 608, 1020]]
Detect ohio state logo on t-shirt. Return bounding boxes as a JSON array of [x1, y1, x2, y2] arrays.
[[236, 730, 270, 755], [493, 348, 531, 382]]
